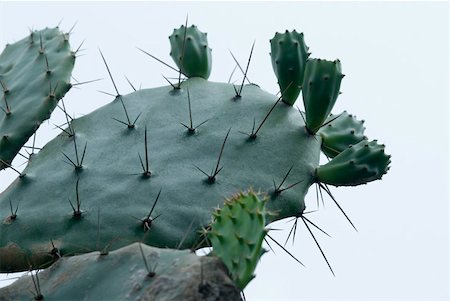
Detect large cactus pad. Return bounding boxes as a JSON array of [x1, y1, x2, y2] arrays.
[[0, 78, 321, 272]]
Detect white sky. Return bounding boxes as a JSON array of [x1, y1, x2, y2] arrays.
[[0, 2, 449, 300]]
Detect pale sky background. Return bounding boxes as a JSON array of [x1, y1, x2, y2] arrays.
[[0, 1, 449, 301]]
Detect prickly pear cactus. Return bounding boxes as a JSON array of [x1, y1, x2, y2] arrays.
[[208, 191, 268, 290], [0, 22, 391, 296], [0, 243, 242, 301], [0, 27, 75, 170]]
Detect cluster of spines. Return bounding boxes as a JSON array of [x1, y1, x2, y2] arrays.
[[208, 191, 268, 290]]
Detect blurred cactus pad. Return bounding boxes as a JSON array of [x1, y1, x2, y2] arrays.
[[0, 21, 390, 294], [0, 243, 242, 301]]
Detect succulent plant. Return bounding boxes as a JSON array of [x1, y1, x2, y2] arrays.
[[0, 21, 390, 298]]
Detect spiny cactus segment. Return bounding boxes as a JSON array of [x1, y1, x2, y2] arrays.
[[0, 27, 75, 170], [0, 77, 317, 272], [302, 58, 344, 134], [208, 191, 268, 290], [270, 30, 309, 106], [316, 139, 391, 186], [0, 243, 242, 301], [169, 24, 212, 80], [318, 111, 367, 158]]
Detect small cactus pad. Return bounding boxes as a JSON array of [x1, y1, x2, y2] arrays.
[[0, 243, 242, 301], [318, 111, 366, 158], [0, 27, 74, 170], [302, 58, 343, 133], [208, 191, 267, 290], [169, 25, 212, 79], [316, 139, 391, 186], [270, 30, 309, 106], [0, 78, 319, 272]]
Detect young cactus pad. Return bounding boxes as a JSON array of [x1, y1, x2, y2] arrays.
[[0, 243, 242, 301], [169, 24, 212, 79], [302, 58, 343, 133], [208, 191, 268, 290], [318, 111, 366, 158], [316, 139, 391, 186], [0, 27, 74, 170], [270, 30, 309, 106]]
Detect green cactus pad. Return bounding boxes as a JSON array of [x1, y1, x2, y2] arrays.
[[169, 25, 212, 79], [208, 191, 267, 290], [318, 111, 366, 158], [0, 27, 74, 170], [0, 78, 320, 272], [316, 139, 391, 186], [0, 243, 242, 301], [270, 30, 309, 106], [302, 58, 343, 133]]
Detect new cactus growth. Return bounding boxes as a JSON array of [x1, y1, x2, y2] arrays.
[[270, 30, 309, 106], [208, 191, 268, 290], [316, 139, 391, 186], [169, 24, 212, 79], [302, 58, 344, 133], [318, 111, 366, 158], [0, 21, 391, 298], [0, 27, 74, 170]]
